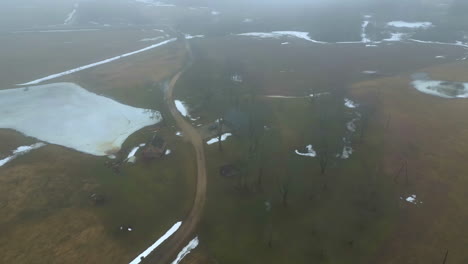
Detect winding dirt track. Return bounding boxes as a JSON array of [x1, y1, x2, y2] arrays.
[[146, 39, 206, 264]]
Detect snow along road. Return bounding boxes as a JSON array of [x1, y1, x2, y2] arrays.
[[18, 38, 177, 86], [144, 36, 206, 264]]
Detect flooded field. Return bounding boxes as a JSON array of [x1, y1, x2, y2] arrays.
[[1, 0, 468, 263]]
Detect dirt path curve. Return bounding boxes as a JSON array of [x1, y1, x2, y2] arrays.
[[146, 38, 206, 264]]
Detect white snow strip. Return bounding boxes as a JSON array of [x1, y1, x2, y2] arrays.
[[126, 143, 145, 162], [15, 29, 100, 33], [344, 98, 359, 108], [185, 34, 205, 39], [18, 38, 177, 86], [0, 83, 161, 156], [175, 100, 189, 117], [362, 70, 377, 74], [129, 221, 182, 264], [281, 42, 289, 45], [0, 143, 46, 167], [206, 133, 232, 145], [171, 236, 199, 264], [211, 10, 220, 16], [135, 0, 176, 7], [237, 31, 326, 44], [140, 36, 164, 42], [435, 55, 446, 59], [295, 144, 316, 157], [387, 21, 433, 29], [310, 92, 330, 98], [409, 39, 468, 48], [64, 5, 78, 25], [266, 95, 306, 99]]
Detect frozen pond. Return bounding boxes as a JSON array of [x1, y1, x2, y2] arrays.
[[0, 83, 161, 156], [412, 73, 468, 98]]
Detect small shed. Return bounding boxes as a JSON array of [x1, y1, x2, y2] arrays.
[[142, 135, 167, 159]]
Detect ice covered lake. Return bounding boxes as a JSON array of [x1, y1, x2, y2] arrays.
[[0, 82, 162, 156]]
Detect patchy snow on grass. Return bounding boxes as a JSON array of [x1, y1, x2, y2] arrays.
[[165, 149, 172, 155], [344, 98, 359, 108], [339, 146, 353, 159], [206, 133, 232, 145], [0, 143, 46, 167], [295, 144, 316, 157], [237, 31, 326, 44], [171, 236, 199, 264], [231, 74, 243, 83], [346, 119, 358, 133], [361, 20, 370, 43], [387, 21, 433, 29], [176, 131, 182, 136], [401, 194, 423, 205], [0, 83, 161, 156], [18, 38, 176, 86], [129, 221, 182, 264]]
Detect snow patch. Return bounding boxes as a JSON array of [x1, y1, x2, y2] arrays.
[[165, 149, 171, 155], [129, 221, 182, 264], [401, 194, 423, 205], [206, 133, 232, 145], [18, 38, 176, 86], [0, 143, 46, 167], [384, 33, 408, 42], [339, 146, 353, 159], [362, 70, 377, 74], [237, 31, 326, 44], [243, 18, 253, 23], [295, 144, 316, 157], [171, 236, 199, 264], [344, 98, 359, 108], [0, 83, 161, 156]]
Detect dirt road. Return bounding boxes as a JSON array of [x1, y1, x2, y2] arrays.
[[146, 39, 207, 264]]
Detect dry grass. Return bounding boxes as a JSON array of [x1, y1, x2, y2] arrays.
[[351, 62, 468, 264]]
